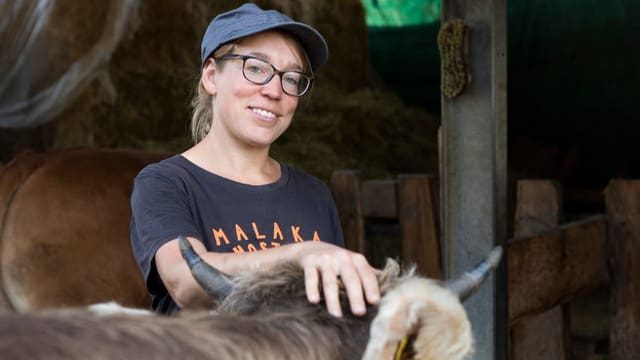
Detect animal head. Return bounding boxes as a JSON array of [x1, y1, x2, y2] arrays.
[[178, 236, 502, 360], [178, 236, 501, 313]]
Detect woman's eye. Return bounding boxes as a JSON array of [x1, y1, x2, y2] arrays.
[[283, 74, 300, 85], [246, 65, 264, 74]]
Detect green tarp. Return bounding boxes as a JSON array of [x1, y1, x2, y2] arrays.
[[363, 0, 441, 112], [361, 0, 440, 27]]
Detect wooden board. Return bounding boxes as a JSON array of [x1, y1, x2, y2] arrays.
[[605, 180, 640, 360], [508, 215, 608, 322], [330, 170, 365, 254], [510, 180, 569, 360]]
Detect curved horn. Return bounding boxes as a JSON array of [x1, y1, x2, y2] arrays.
[[178, 235, 233, 301], [444, 246, 503, 301]]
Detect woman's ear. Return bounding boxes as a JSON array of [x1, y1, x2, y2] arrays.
[[201, 58, 217, 96]]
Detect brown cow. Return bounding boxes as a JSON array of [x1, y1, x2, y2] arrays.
[[0, 148, 167, 312]]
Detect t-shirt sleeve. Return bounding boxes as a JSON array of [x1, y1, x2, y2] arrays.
[[130, 166, 202, 294]]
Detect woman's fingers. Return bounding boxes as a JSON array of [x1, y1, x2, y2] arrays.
[[299, 244, 381, 317], [354, 256, 381, 305], [339, 263, 367, 316], [304, 257, 344, 317], [320, 262, 342, 317], [304, 265, 321, 304]]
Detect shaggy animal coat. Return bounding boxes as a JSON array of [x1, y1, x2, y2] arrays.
[[0, 260, 473, 360]]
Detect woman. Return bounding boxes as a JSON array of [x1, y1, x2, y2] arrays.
[[130, 3, 380, 317]]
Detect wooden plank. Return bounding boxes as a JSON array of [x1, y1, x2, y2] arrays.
[[508, 215, 608, 322], [397, 174, 442, 280], [605, 180, 640, 360], [361, 179, 397, 219], [330, 170, 366, 254], [513, 180, 564, 235], [510, 180, 570, 360]]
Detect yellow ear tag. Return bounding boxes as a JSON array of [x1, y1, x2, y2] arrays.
[[394, 336, 409, 360]]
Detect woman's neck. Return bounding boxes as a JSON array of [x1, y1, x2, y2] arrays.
[[182, 136, 281, 185]]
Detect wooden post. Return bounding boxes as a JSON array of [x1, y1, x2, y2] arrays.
[[510, 180, 570, 360], [512, 180, 564, 235], [605, 180, 640, 360], [440, 0, 508, 357], [330, 170, 366, 254], [397, 174, 442, 279]]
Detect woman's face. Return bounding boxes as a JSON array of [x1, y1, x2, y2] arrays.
[[203, 31, 306, 150]]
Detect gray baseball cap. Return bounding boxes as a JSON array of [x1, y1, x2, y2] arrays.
[[200, 3, 329, 73]]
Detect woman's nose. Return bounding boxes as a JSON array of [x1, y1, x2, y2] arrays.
[[259, 74, 283, 98]]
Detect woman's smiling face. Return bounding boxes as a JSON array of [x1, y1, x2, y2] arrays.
[[203, 31, 308, 150]]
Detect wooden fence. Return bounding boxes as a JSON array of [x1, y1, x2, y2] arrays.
[[331, 171, 640, 360], [331, 170, 442, 280]]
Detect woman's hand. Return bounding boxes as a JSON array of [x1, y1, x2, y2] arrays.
[[294, 242, 380, 317]]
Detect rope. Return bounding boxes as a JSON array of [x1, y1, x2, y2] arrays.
[[437, 18, 470, 99]]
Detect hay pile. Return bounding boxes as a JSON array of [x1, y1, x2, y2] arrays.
[[273, 83, 439, 182], [11, 0, 439, 181]]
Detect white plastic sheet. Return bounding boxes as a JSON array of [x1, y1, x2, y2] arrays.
[[0, 0, 139, 128]]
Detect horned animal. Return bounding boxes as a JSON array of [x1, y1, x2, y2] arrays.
[[0, 236, 501, 360]]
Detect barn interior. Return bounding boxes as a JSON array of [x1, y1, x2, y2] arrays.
[[1, 0, 639, 359], [2, 0, 638, 214]]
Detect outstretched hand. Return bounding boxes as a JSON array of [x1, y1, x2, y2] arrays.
[[294, 242, 381, 317]]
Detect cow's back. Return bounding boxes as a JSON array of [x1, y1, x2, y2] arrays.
[[0, 148, 168, 312]]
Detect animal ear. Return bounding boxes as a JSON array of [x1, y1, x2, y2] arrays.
[[178, 235, 233, 301], [376, 258, 402, 293]]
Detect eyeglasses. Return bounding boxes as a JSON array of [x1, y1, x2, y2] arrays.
[[214, 54, 313, 97]]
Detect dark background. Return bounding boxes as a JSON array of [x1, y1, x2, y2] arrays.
[[367, 0, 640, 214]]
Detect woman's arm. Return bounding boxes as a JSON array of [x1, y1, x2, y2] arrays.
[[155, 237, 380, 316]]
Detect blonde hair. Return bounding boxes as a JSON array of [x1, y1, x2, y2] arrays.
[[190, 43, 235, 143], [189, 31, 313, 143]]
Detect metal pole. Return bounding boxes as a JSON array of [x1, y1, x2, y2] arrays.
[[440, 0, 508, 359]]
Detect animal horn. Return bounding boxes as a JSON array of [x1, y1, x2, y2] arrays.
[[178, 235, 233, 301], [444, 246, 503, 301]]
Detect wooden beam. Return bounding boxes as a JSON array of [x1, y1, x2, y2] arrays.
[[513, 180, 564, 235], [330, 170, 366, 254], [361, 179, 397, 219], [605, 180, 640, 360], [397, 174, 442, 280], [510, 180, 570, 360], [508, 215, 609, 322], [440, 0, 508, 358]]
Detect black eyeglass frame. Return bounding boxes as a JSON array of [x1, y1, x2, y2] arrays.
[[214, 54, 314, 97]]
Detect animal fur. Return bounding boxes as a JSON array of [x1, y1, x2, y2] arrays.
[[0, 259, 474, 360], [0, 149, 165, 312]]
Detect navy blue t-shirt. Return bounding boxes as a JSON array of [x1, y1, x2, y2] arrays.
[[130, 155, 344, 313]]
